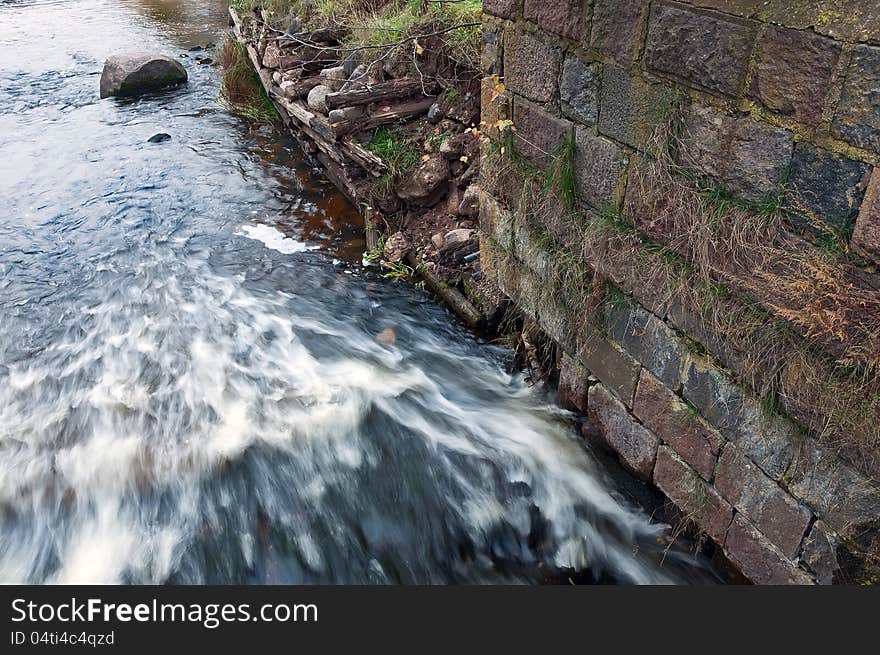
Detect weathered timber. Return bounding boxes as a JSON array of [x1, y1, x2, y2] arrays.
[[364, 207, 381, 251], [309, 114, 335, 142], [229, 6, 244, 37], [274, 96, 314, 125], [406, 253, 483, 329], [341, 137, 386, 176], [331, 96, 436, 137], [325, 79, 429, 110], [278, 27, 349, 46], [277, 56, 338, 73], [317, 152, 358, 205]]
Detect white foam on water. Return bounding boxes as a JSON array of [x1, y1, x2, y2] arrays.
[[236, 223, 314, 255], [0, 259, 693, 586]]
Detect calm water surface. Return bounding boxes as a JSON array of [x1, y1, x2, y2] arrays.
[[0, 0, 715, 584]]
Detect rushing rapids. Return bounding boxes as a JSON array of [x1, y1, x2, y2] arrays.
[[0, 0, 716, 584]]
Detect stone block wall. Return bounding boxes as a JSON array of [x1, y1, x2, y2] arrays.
[[480, 1, 880, 584]]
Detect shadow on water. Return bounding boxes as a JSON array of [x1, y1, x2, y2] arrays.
[[0, 0, 720, 584]]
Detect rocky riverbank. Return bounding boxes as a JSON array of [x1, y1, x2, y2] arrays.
[[227, 3, 506, 333]]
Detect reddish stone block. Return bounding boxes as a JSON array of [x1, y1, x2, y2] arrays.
[[524, 0, 589, 41], [503, 29, 562, 103], [590, 0, 647, 67], [483, 0, 519, 20], [512, 97, 573, 168], [558, 352, 590, 413], [677, 103, 793, 202], [633, 370, 723, 480], [715, 444, 812, 559], [832, 44, 880, 152], [653, 446, 733, 545], [588, 384, 659, 481], [644, 2, 758, 97], [853, 168, 880, 264], [747, 25, 841, 126], [724, 515, 814, 585]]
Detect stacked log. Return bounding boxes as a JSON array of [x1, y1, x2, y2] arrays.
[[229, 6, 440, 201], [228, 7, 485, 326]]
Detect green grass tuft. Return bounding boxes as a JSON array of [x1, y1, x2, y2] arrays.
[[217, 35, 279, 125], [367, 127, 422, 194], [544, 132, 577, 207]]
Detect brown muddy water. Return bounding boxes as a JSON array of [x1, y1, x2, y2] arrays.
[[0, 0, 717, 584]]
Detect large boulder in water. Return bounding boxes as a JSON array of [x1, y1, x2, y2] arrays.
[[100, 52, 187, 99]]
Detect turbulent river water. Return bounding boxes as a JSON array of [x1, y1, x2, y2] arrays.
[[0, 0, 716, 584]]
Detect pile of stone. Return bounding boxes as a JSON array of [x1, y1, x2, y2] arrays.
[[230, 6, 487, 326], [230, 7, 447, 203]]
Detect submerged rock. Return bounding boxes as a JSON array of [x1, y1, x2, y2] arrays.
[[147, 133, 171, 143], [100, 52, 187, 99], [376, 327, 397, 346]]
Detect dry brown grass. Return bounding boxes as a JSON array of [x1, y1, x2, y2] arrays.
[[244, 0, 482, 85], [628, 117, 880, 365], [480, 111, 880, 464], [218, 35, 280, 124]]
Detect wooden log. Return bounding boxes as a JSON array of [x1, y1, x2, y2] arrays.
[[309, 115, 335, 142], [363, 207, 380, 251], [341, 137, 386, 176], [325, 78, 429, 110], [331, 96, 436, 137], [278, 27, 349, 46], [229, 6, 243, 36], [271, 97, 351, 171], [279, 55, 338, 73], [405, 254, 484, 329], [316, 152, 358, 205], [274, 97, 314, 126]]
